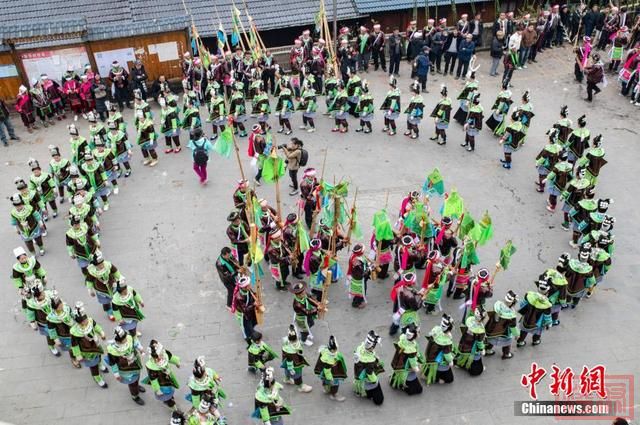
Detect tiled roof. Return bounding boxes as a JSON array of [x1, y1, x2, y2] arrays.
[[354, 0, 474, 14], [0, 19, 87, 43], [88, 16, 191, 41], [2, 0, 132, 27]]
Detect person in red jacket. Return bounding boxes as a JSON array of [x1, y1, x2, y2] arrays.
[[63, 76, 83, 121], [15, 85, 37, 133]]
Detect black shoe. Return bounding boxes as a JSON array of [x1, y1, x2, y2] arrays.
[[138, 385, 146, 393], [389, 323, 399, 336], [126, 103, 133, 109], [460, 143, 468, 147], [132, 396, 145, 405], [10, 136, 20, 141]]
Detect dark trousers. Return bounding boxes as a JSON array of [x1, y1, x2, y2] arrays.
[[456, 59, 470, 78], [262, 71, 276, 95], [433, 52, 443, 72], [304, 201, 314, 228], [289, 169, 298, 190], [586, 82, 601, 100], [444, 52, 457, 74], [574, 63, 584, 82], [503, 67, 514, 87], [372, 48, 386, 70], [223, 279, 235, 307], [417, 75, 427, 90], [389, 53, 401, 75], [114, 87, 130, 108], [597, 30, 610, 49]]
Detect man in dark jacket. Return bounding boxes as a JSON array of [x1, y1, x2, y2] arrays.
[[131, 60, 149, 101], [0, 99, 20, 146], [456, 34, 475, 79], [216, 247, 240, 309], [414, 47, 430, 92], [470, 13, 484, 47], [443, 29, 461, 76], [430, 29, 445, 73], [489, 32, 506, 76], [583, 5, 599, 38], [388, 27, 404, 76]]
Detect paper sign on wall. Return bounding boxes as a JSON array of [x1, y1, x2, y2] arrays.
[[20, 47, 90, 84], [94, 48, 136, 77], [0, 64, 19, 78], [148, 41, 179, 62]]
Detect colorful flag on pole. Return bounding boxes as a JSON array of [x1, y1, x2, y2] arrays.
[[423, 167, 445, 196], [442, 189, 464, 219], [372, 210, 395, 241], [460, 241, 480, 268], [217, 23, 227, 51], [213, 127, 233, 158], [458, 212, 475, 239], [262, 155, 286, 183], [499, 240, 517, 270], [351, 205, 363, 239], [231, 7, 242, 47], [470, 210, 493, 246]]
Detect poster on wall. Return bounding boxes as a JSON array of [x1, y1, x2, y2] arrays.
[[147, 41, 179, 62], [94, 48, 136, 77], [20, 47, 90, 84]]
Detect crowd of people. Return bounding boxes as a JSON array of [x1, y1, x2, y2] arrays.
[[3, 6, 631, 425]]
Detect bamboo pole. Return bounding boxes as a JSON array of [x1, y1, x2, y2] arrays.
[[232, 0, 252, 53], [344, 187, 359, 251]]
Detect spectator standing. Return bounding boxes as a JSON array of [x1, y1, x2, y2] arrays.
[[470, 13, 484, 47], [583, 5, 599, 39], [431, 27, 445, 73], [456, 34, 475, 80], [108, 61, 131, 111], [216, 247, 239, 311], [187, 127, 214, 185], [388, 28, 404, 76], [91, 75, 108, 122], [0, 99, 20, 146], [443, 29, 460, 76], [509, 27, 523, 69], [131, 60, 149, 101], [521, 24, 538, 68], [280, 138, 303, 196], [414, 47, 430, 92], [490, 31, 505, 76]]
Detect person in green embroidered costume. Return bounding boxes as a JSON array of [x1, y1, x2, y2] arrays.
[[28, 158, 58, 219], [15, 176, 46, 224], [280, 324, 313, 393], [106, 120, 132, 179], [47, 292, 81, 367], [186, 392, 225, 424], [485, 82, 512, 136], [92, 137, 119, 195], [314, 335, 347, 401], [187, 356, 226, 412], [380, 76, 401, 136], [275, 80, 294, 135], [550, 105, 573, 146], [561, 167, 592, 231], [298, 80, 318, 133], [80, 151, 110, 211], [247, 330, 278, 373], [512, 90, 535, 142], [389, 272, 422, 335], [290, 281, 318, 346], [159, 95, 181, 154], [69, 191, 99, 234], [355, 80, 374, 133], [404, 81, 425, 139], [133, 88, 152, 130], [543, 254, 570, 326], [47, 145, 71, 203], [455, 306, 486, 376], [485, 290, 520, 359], [569, 196, 598, 248], [12, 246, 46, 318], [181, 95, 202, 135], [232, 276, 258, 343], [68, 123, 89, 166], [390, 323, 424, 395], [9, 193, 45, 255], [252, 367, 291, 425], [565, 114, 590, 164], [143, 339, 181, 409], [498, 111, 526, 169], [252, 81, 271, 132], [70, 301, 109, 388], [329, 80, 349, 133], [208, 85, 227, 138], [135, 108, 159, 167], [564, 244, 596, 308], [226, 210, 250, 266], [421, 314, 454, 385], [544, 150, 573, 213], [586, 231, 613, 298], [347, 243, 371, 308], [25, 280, 59, 356], [66, 214, 100, 276], [353, 330, 385, 405], [535, 119, 565, 192], [516, 279, 553, 347], [106, 326, 146, 405], [106, 99, 127, 133], [112, 278, 145, 336], [229, 82, 248, 137], [88, 110, 108, 148], [577, 133, 607, 185], [430, 85, 452, 145], [268, 228, 292, 291]]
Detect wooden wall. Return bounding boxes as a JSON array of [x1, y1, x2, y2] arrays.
[[89, 30, 188, 82], [0, 51, 23, 103], [0, 30, 188, 103]]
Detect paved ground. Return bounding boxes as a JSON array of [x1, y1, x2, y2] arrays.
[[1, 45, 638, 425]]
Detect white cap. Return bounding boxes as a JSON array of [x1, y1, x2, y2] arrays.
[[13, 247, 27, 258]]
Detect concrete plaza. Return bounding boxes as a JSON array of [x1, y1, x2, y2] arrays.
[[0, 46, 638, 425]]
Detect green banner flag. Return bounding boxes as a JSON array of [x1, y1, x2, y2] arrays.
[[262, 156, 285, 183], [372, 210, 394, 241], [458, 211, 475, 239], [471, 210, 493, 246], [499, 240, 517, 270], [213, 127, 233, 158], [460, 241, 480, 268], [442, 189, 464, 219], [296, 221, 310, 253], [351, 206, 363, 239], [423, 168, 445, 196]]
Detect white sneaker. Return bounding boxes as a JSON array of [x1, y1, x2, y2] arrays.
[[329, 394, 346, 402], [299, 125, 307, 130], [307, 127, 316, 133], [523, 65, 528, 69], [284, 378, 296, 385], [113, 187, 119, 195], [297, 384, 313, 393], [304, 339, 314, 347], [50, 347, 60, 356], [103, 203, 110, 211]]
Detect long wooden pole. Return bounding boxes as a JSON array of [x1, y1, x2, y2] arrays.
[[232, 0, 252, 53], [345, 187, 358, 251]]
